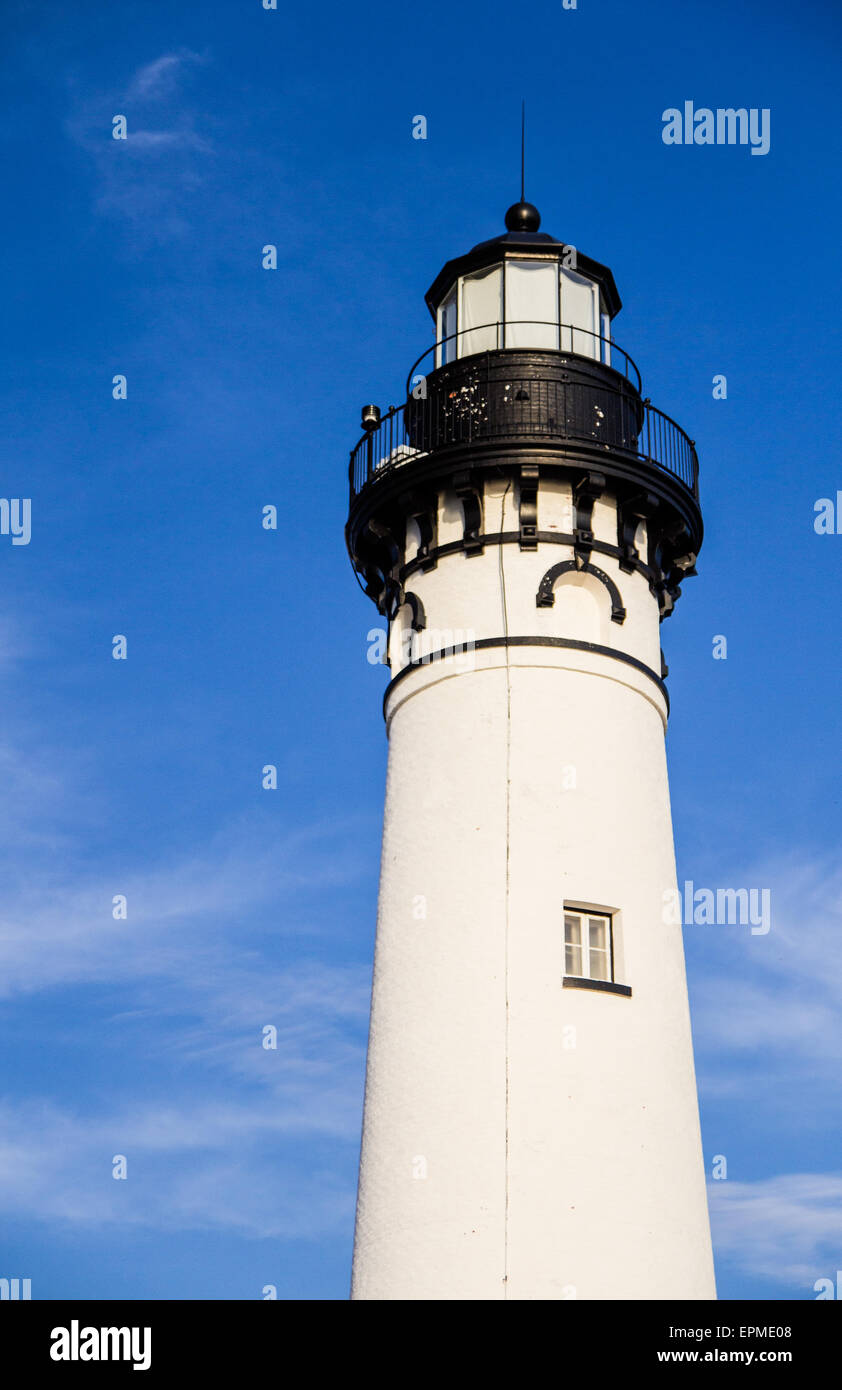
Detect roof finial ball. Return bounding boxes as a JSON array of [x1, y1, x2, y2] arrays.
[[504, 199, 541, 233]]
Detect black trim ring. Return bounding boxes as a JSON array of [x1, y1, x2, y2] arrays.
[[382, 635, 669, 720]]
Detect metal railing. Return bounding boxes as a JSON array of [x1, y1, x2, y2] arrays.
[[405, 321, 642, 395], [350, 356, 698, 506]]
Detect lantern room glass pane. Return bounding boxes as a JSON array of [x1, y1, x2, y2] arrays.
[[560, 268, 599, 358], [459, 265, 502, 357], [437, 288, 458, 366], [505, 260, 559, 349], [600, 311, 612, 366]]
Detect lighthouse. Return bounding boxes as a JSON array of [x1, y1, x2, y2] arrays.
[[346, 198, 716, 1301]]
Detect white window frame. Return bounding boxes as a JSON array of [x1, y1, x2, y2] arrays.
[[436, 284, 458, 368], [459, 264, 503, 357], [559, 268, 600, 358], [502, 257, 559, 350], [564, 909, 614, 982], [600, 307, 612, 366], [433, 262, 610, 366]]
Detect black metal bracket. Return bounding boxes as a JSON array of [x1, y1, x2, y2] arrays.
[[360, 563, 386, 609], [382, 576, 403, 621], [518, 464, 539, 550], [453, 471, 484, 555], [358, 517, 401, 615], [400, 489, 439, 572], [536, 558, 626, 624], [572, 471, 606, 564], [649, 518, 690, 621], [401, 590, 426, 632], [400, 528, 659, 593], [617, 490, 659, 573]]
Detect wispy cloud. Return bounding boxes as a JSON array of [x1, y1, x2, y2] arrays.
[[690, 852, 842, 1088], [121, 128, 209, 153], [0, 811, 368, 996], [709, 1173, 842, 1290], [0, 812, 370, 1236], [127, 51, 206, 102], [0, 830, 369, 1235], [0, 1097, 356, 1237], [0, 664, 370, 1239], [65, 50, 214, 240]]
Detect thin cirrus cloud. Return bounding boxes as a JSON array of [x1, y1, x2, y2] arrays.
[[0, 1097, 357, 1237], [690, 853, 842, 1084], [0, 694, 371, 1190], [126, 51, 207, 102], [0, 822, 369, 1238], [66, 50, 214, 237], [0, 832, 369, 1237], [689, 859, 842, 1291], [0, 771, 370, 1237], [0, 808, 371, 997], [709, 1174, 842, 1289], [0, 673, 368, 1000]]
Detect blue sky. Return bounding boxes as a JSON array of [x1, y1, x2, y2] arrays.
[[1, 0, 841, 1300]]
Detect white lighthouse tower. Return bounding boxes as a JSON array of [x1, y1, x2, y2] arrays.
[[346, 198, 716, 1301]]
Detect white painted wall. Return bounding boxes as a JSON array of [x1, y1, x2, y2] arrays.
[[351, 480, 715, 1301]]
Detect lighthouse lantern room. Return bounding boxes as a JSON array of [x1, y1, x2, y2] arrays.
[[428, 201, 615, 365]]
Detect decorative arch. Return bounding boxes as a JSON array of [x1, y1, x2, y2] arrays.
[[401, 590, 427, 633], [536, 559, 626, 624]]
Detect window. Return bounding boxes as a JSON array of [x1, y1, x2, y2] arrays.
[[432, 260, 610, 365], [460, 265, 502, 356], [504, 260, 558, 350], [437, 287, 457, 366], [564, 910, 612, 982], [560, 268, 599, 359], [600, 311, 612, 366]]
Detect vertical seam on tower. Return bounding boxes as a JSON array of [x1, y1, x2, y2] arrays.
[[498, 481, 513, 1300]]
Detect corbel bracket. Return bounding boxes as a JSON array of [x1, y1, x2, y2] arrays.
[[400, 488, 439, 572], [519, 465, 539, 550], [650, 518, 688, 619], [402, 590, 426, 632], [358, 517, 401, 615], [573, 471, 606, 564], [453, 471, 484, 556], [617, 490, 659, 573]]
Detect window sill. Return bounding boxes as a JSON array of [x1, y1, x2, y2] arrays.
[[563, 976, 632, 997]]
